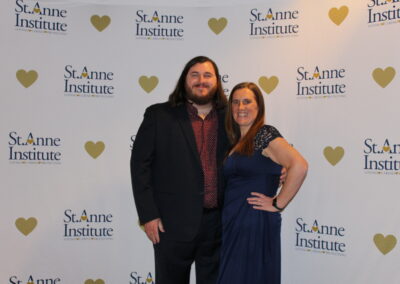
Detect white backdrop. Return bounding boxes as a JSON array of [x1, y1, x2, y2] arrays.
[[1, 0, 399, 283]]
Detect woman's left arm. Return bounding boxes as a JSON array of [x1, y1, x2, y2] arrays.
[[247, 137, 308, 212]]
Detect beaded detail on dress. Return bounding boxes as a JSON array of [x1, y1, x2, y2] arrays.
[[254, 125, 282, 151]]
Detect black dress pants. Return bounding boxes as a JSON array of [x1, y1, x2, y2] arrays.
[[154, 209, 221, 284]]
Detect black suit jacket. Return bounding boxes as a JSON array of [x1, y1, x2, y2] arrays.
[[131, 102, 228, 241]]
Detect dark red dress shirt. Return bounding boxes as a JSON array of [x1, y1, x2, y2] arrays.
[[186, 103, 218, 208]]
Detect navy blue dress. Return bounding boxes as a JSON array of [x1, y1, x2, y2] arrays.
[[217, 125, 283, 284]]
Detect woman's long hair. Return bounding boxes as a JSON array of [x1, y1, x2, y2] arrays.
[[168, 56, 227, 109], [225, 82, 265, 156]]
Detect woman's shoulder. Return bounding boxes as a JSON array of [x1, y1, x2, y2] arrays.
[[254, 125, 283, 151]]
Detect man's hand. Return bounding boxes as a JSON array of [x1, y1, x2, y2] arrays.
[[144, 218, 165, 244]]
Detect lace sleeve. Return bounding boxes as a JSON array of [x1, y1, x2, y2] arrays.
[[254, 125, 282, 151]]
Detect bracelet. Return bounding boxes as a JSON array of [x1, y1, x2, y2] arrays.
[[272, 198, 285, 211]]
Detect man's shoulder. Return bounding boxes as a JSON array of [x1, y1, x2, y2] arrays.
[[144, 102, 185, 120], [146, 101, 170, 111], [144, 101, 175, 115]]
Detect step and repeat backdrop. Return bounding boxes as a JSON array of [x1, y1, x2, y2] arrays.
[[1, 0, 399, 283]]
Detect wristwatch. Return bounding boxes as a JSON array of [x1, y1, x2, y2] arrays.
[[272, 198, 284, 212]]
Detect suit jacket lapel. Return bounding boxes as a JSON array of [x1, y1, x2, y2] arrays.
[[174, 104, 202, 167]]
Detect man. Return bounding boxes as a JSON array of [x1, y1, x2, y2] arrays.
[[131, 56, 228, 284]]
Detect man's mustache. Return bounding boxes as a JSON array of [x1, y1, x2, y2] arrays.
[[193, 83, 210, 88]]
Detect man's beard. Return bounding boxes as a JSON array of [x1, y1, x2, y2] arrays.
[[185, 83, 217, 105]]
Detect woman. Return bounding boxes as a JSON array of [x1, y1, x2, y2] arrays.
[[217, 82, 308, 284]]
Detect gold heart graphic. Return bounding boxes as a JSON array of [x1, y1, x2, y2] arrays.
[[16, 69, 38, 88], [382, 146, 390, 152], [328, 6, 349, 26], [312, 226, 318, 232], [84, 141, 105, 159], [84, 279, 105, 284], [15, 217, 37, 236], [139, 76, 159, 93], [266, 14, 273, 19], [372, 67, 396, 88], [258, 76, 279, 94], [152, 17, 159, 22], [81, 216, 88, 221], [82, 72, 88, 78], [208, 17, 228, 35], [313, 73, 320, 78], [373, 234, 397, 255], [90, 15, 111, 32], [323, 146, 344, 166], [33, 8, 40, 13], [27, 139, 33, 144]]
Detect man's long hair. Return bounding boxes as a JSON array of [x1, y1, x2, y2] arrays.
[[168, 56, 227, 109], [225, 82, 265, 156]]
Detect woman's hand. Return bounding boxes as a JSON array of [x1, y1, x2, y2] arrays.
[[247, 192, 280, 212]]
